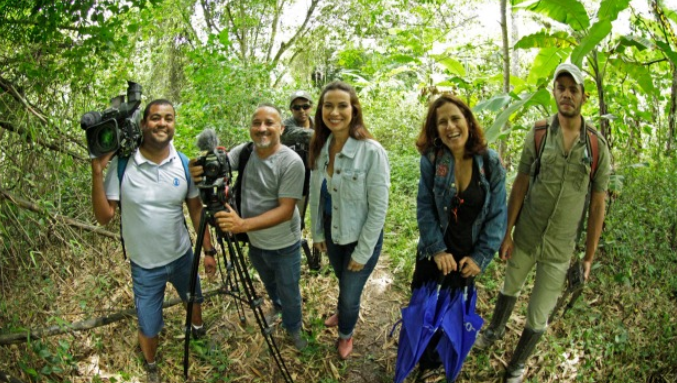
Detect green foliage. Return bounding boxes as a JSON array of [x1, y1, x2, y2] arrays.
[[514, 0, 590, 31]]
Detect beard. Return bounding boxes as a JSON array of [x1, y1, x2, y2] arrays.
[[557, 103, 581, 118]]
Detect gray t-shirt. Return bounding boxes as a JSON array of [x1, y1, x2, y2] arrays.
[[228, 143, 304, 250]]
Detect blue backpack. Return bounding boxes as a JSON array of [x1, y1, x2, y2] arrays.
[[116, 151, 193, 258]]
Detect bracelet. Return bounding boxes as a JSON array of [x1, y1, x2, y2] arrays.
[[204, 248, 217, 257]]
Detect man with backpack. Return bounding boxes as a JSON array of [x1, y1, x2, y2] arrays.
[[91, 99, 216, 383], [191, 103, 307, 350], [474, 64, 612, 383]]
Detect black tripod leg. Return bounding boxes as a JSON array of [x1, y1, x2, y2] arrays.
[[183, 208, 208, 379], [227, 237, 294, 383], [215, 233, 246, 323]]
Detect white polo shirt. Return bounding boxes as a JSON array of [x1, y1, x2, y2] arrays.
[[104, 145, 198, 268]]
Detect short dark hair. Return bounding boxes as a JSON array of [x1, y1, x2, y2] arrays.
[[142, 99, 175, 121], [415, 94, 487, 157]]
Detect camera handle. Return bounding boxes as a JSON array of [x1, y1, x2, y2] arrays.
[[182, 207, 294, 383]]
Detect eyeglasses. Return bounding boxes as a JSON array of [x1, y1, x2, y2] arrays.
[[292, 104, 311, 111]]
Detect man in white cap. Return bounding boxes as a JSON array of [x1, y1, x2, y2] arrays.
[[281, 91, 315, 260], [474, 63, 612, 383], [284, 90, 314, 130]]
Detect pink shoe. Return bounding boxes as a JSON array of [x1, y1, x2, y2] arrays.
[[324, 313, 338, 327], [338, 337, 353, 360]]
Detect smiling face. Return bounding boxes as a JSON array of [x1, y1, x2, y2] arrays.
[[290, 98, 312, 126], [321, 89, 353, 137], [554, 74, 586, 118], [141, 103, 175, 149], [250, 106, 284, 151], [436, 101, 468, 155]]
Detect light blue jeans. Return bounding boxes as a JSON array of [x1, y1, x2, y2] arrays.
[[325, 218, 383, 339], [248, 241, 303, 333]]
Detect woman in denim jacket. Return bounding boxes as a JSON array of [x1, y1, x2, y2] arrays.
[[308, 81, 390, 360], [412, 94, 507, 381]]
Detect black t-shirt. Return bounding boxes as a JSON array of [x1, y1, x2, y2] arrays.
[[444, 160, 485, 263]]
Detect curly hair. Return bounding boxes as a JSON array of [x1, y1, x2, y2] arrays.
[[415, 94, 487, 157]]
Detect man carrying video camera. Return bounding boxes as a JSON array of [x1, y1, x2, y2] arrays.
[[190, 103, 307, 350], [91, 99, 216, 383]]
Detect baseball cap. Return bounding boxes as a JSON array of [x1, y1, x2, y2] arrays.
[[288, 90, 313, 108], [553, 63, 584, 85]]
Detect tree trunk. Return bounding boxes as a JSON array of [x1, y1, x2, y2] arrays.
[[668, 62, 677, 152], [499, 0, 511, 161]]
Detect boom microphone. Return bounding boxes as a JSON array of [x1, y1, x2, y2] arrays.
[[196, 128, 219, 152]]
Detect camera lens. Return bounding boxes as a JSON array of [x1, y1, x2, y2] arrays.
[[86, 119, 119, 156]]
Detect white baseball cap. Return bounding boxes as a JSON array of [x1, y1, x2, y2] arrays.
[[553, 63, 584, 85]]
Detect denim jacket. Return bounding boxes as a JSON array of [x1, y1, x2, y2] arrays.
[[309, 135, 390, 264], [416, 147, 507, 272]]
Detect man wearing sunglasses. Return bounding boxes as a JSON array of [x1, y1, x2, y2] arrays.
[[284, 90, 314, 130], [282, 91, 317, 269]]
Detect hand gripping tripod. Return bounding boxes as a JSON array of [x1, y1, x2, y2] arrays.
[[182, 180, 294, 383]]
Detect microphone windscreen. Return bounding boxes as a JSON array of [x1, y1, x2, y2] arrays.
[[196, 128, 219, 152]]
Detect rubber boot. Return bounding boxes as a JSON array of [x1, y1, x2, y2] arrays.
[[475, 293, 517, 350], [503, 327, 544, 383]]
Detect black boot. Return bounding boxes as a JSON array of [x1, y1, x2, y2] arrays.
[[475, 293, 517, 350], [504, 327, 544, 383]]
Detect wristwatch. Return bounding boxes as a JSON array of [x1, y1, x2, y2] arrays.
[[204, 248, 217, 257]]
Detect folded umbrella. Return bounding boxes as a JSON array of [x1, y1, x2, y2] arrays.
[[436, 284, 484, 382], [393, 281, 452, 383]]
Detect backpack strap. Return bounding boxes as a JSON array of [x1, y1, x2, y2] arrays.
[[234, 142, 254, 215], [532, 119, 549, 183], [176, 151, 192, 189], [585, 126, 600, 181], [232, 142, 254, 243], [116, 154, 130, 259]]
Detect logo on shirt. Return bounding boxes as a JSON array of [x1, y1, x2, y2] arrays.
[[173, 178, 180, 187]]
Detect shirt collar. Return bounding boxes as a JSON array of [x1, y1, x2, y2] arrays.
[[132, 142, 177, 166]]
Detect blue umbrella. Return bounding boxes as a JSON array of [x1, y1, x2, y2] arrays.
[[393, 281, 453, 383], [436, 284, 484, 382]]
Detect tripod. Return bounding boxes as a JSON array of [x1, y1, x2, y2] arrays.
[[182, 193, 294, 383]]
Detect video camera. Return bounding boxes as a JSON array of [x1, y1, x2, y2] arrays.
[[80, 81, 143, 158], [195, 129, 233, 215]]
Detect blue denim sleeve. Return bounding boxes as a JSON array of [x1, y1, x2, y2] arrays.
[[416, 154, 447, 260], [470, 151, 508, 272]]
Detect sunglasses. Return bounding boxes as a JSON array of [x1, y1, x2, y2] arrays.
[[292, 104, 311, 111]]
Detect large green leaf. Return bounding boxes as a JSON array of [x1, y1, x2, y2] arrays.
[[609, 59, 656, 95], [431, 55, 466, 76], [514, 31, 575, 49], [597, 0, 631, 23], [618, 35, 654, 51], [473, 94, 513, 113], [515, 0, 590, 31], [484, 88, 551, 143], [570, 20, 612, 67], [656, 41, 677, 66], [527, 47, 571, 85]]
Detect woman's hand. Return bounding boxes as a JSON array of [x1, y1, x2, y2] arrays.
[[433, 252, 457, 275], [313, 241, 327, 253], [347, 258, 365, 272], [458, 257, 480, 278]]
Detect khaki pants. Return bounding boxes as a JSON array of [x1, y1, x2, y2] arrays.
[[501, 245, 569, 331]]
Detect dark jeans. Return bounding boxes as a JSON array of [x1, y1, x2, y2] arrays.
[[324, 218, 383, 339]]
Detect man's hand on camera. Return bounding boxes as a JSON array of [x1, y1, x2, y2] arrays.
[[215, 203, 247, 234], [91, 152, 116, 175], [188, 158, 204, 183]]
